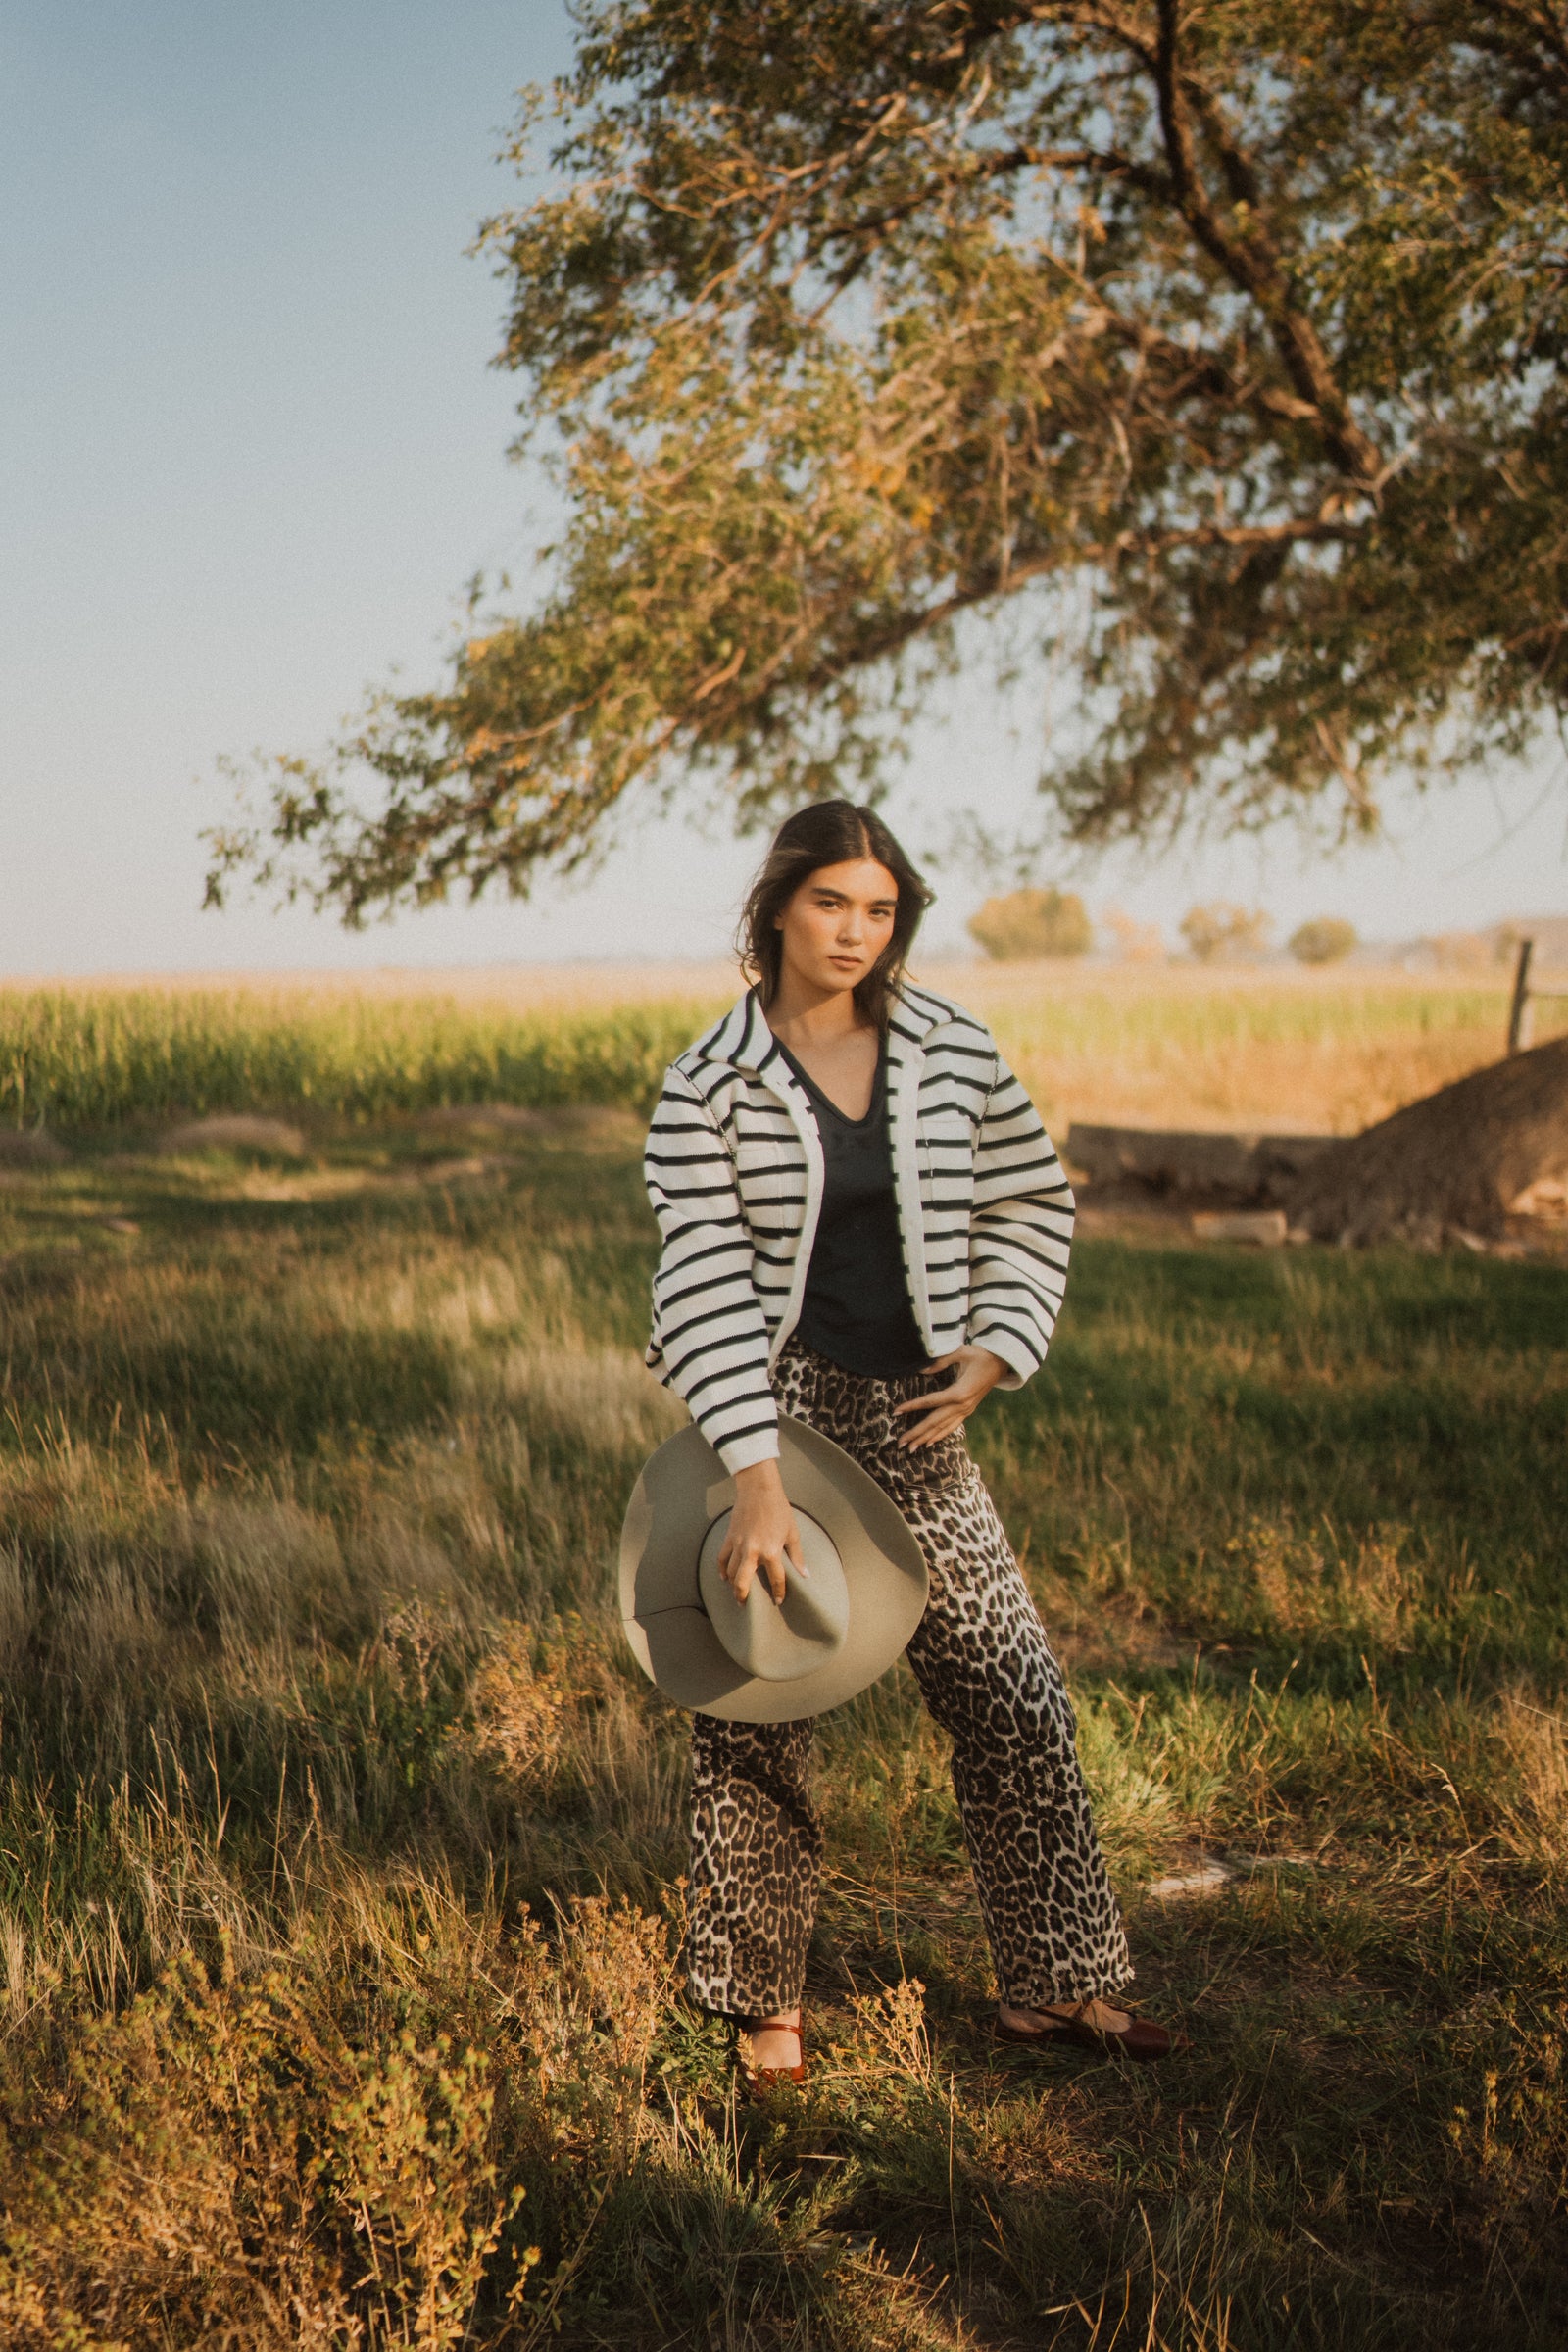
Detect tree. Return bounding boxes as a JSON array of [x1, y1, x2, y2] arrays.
[[207, 3, 1568, 922], [1420, 930, 1493, 972], [1181, 904, 1271, 963], [1102, 907, 1165, 964], [1289, 917, 1357, 966], [968, 886, 1092, 960]]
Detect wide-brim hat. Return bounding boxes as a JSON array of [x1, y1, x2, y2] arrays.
[[619, 1416, 928, 1723]]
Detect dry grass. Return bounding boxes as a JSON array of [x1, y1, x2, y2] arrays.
[[941, 959, 1568, 1134], [0, 1031, 1561, 2343]]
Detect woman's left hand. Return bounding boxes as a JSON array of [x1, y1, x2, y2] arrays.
[[891, 1344, 1008, 1450]]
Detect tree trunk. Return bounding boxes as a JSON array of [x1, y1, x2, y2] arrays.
[[1287, 1034, 1568, 1246]]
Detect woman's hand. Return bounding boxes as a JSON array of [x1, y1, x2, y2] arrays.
[[892, 1344, 1008, 1450], [716, 1459, 805, 1604]]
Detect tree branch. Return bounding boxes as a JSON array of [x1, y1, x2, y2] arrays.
[[1151, 0, 1383, 485], [784, 514, 1359, 702]]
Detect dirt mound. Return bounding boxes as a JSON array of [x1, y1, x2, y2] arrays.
[[159, 1115, 307, 1159], [1066, 1122, 1334, 1200], [0, 1129, 69, 1166], [415, 1103, 643, 1139], [1287, 1034, 1568, 1246]]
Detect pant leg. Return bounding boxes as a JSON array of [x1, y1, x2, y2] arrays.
[[900, 1467, 1132, 2007], [680, 1345, 833, 2016], [778, 1345, 1132, 2010], [684, 1714, 821, 2017]]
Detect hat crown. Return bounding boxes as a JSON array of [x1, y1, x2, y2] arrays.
[[697, 1509, 849, 1682], [619, 1414, 928, 1723]]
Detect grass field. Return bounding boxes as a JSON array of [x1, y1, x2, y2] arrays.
[[0, 1073, 1563, 2348], [4, 960, 1562, 1138]]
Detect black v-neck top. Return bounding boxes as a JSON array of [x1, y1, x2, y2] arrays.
[[775, 1037, 929, 1380]]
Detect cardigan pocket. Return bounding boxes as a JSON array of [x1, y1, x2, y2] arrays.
[[734, 1136, 799, 1176], [917, 1116, 975, 1213], [733, 1136, 805, 1228]]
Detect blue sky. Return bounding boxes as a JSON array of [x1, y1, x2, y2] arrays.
[[3, 1, 1565, 974]]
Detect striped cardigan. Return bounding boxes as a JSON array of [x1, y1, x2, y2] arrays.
[[644, 983, 1075, 1471]]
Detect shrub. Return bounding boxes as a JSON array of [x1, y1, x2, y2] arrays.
[[967, 887, 1092, 961], [1289, 917, 1359, 966], [1422, 929, 1493, 971], [1180, 903, 1272, 963], [1102, 906, 1165, 963], [0, 1949, 530, 2350]]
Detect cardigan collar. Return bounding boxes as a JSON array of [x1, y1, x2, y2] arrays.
[[699, 982, 950, 1077]]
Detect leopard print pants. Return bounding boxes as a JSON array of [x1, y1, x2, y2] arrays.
[[685, 1341, 1132, 2018]]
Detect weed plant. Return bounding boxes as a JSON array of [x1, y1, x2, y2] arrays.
[[0, 1109, 1562, 2345]]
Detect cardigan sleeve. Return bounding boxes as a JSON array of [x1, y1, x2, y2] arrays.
[[964, 1050, 1075, 1387], [643, 1064, 781, 1472]]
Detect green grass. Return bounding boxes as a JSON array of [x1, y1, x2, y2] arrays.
[[0, 986, 718, 1128], [0, 1113, 1563, 2347]]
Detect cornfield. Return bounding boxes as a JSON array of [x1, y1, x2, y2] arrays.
[[0, 989, 716, 1131], [0, 965, 1554, 1137]]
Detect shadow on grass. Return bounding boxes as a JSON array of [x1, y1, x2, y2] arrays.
[[0, 1130, 1562, 2345]]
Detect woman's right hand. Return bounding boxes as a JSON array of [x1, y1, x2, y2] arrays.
[[716, 1460, 805, 1605]]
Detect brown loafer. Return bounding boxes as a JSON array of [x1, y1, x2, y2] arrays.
[[736, 2008, 807, 2094], [995, 2001, 1173, 2063]]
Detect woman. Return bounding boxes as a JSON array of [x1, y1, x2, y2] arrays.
[[644, 801, 1170, 2082]]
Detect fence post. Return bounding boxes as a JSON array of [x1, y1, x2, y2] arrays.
[[1507, 937, 1535, 1054]]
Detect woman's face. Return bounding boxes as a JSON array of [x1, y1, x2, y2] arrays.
[[775, 858, 900, 999]]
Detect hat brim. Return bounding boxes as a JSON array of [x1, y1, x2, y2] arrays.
[[619, 1416, 928, 1722]]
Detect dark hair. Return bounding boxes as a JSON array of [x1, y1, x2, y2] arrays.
[[737, 800, 932, 1030]]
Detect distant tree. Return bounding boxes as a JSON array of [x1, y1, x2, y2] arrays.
[[1181, 905, 1272, 964], [1289, 917, 1358, 966], [968, 887, 1092, 962], [1102, 906, 1166, 965], [1422, 930, 1493, 972], [1494, 916, 1568, 970]]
